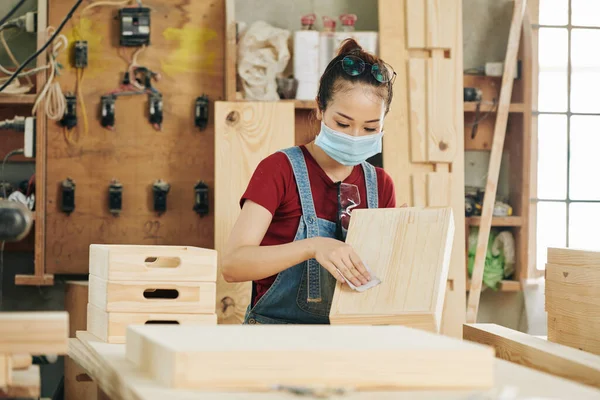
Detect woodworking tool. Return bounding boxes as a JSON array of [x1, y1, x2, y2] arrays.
[[193, 181, 209, 217], [108, 179, 123, 216], [60, 177, 76, 214], [339, 262, 381, 292], [60, 93, 78, 130], [73, 40, 88, 68], [152, 179, 170, 214], [195, 95, 209, 130]]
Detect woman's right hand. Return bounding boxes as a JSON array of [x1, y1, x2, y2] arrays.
[[309, 237, 371, 287]]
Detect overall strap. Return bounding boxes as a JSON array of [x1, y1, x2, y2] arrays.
[[361, 161, 379, 209], [279, 147, 322, 302]]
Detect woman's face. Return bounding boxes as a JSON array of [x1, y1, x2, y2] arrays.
[[316, 84, 386, 138]]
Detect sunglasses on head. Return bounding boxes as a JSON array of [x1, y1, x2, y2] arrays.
[[339, 55, 397, 84]]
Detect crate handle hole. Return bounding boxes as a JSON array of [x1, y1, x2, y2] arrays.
[[145, 320, 180, 325], [143, 289, 179, 299], [144, 256, 181, 269]]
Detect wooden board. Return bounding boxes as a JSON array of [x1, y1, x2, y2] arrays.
[[329, 208, 454, 331], [0, 365, 40, 399], [88, 275, 215, 314], [406, 0, 426, 49], [0, 312, 68, 354], [45, 0, 225, 275], [214, 101, 295, 324], [65, 356, 96, 400], [125, 324, 494, 390], [0, 355, 9, 387], [548, 247, 600, 266], [408, 58, 428, 162], [379, 0, 466, 337], [426, 0, 454, 49], [87, 303, 216, 344], [10, 355, 31, 371], [427, 53, 456, 162], [89, 245, 217, 282], [548, 313, 600, 356], [66, 281, 89, 338], [464, 323, 600, 389], [427, 169, 451, 207]]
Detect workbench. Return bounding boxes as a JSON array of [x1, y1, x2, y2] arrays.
[[69, 332, 600, 400]]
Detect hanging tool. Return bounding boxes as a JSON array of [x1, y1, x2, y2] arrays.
[[195, 95, 209, 131], [60, 177, 76, 214], [108, 179, 123, 216], [152, 179, 170, 214], [466, 0, 527, 324], [193, 181, 209, 217]]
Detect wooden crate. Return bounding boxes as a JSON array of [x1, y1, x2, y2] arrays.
[[329, 207, 454, 331], [88, 275, 216, 314], [546, 248, 600, 355], [87, 303, 217, 344], [125, 325, 494, 391], [89, 245, 217, 282]]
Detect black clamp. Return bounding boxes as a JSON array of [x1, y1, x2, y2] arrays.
[[193, 181, 209, 217], [73, 41, 88, 69], [100, 95, 116, 130], [148, 92, 163, 130], [61, 177, 75, 214], [195, 95, 209, 131], [108, 179, 123, 216], [60, 93, 77, 130], [152, 179, 170, 214]]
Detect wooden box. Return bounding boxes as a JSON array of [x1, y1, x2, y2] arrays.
[[125, 324, 494, 390], [546, 248, 600, 355], [89, 245, 217, 282], [329, 207, 454, 331], [88, 275, 216, 314], [87, 303, 217, 344]]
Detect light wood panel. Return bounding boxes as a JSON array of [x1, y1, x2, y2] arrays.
[[408, 58, 428, 162], [65, 281, 89, 338], [464, 324, 600, 389], [43, 0, 225, 275], [427, 170, 451, 207], [406, 0, 426, 48], [0, 312, 68, 354], [214, 101, 295, 324], [0, 365, 40, 399], [426, 0, 454, 49], [89, 245, 217, 282], [65, 357, 96, 400], [379, 0, 465, 337], [125, 324, 494, 390], [548, 248, 600, 266], [88, 275, 216, 314], [0, 355, 9, 387], [329, 208, 454, 331], [427, 53, 456, 162], [10, 355, 31, 371], [87, 303, 216, 344]]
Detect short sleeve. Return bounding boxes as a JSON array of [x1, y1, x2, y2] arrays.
[[376, 168, 396, 208], [240, 152, 293, 216]]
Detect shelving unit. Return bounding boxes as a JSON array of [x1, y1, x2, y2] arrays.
[[463, 14, 533, 292]]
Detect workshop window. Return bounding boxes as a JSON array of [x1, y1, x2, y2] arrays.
[[535, 0, 600, 268]]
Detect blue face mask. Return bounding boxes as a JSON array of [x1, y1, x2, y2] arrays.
[[314, 122, 384, 166]]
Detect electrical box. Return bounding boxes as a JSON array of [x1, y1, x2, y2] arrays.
[[119, 7, 151, 47], [74, 41, 88, 68]]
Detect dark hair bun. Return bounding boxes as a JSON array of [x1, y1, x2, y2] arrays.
[[336, 38, 363, 57]]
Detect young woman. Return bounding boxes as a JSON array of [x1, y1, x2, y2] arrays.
[[222, 39, 397, 325]]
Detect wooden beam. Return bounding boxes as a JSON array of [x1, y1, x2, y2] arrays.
[[224, 0, 237, 100], [0, 312, 68, 355], [464, 323, 600, 389], [466, 0, 527, 323]]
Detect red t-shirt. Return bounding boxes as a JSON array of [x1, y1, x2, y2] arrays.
[[240, 145, 396, 305]]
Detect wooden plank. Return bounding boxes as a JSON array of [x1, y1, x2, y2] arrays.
[[427, 52, 456, 162], [0, 355, 9, 387], [411, 173, 427, 207], [70, 331, 600, 400], [466, 0, 527, 324], [548, 313, 600, 356], [10, 355, 31, 371], [548, 248, 600, 267], [408, 58, 428, 162], [88, 275, 216, 314], [0, 312, 68, 354], [0, 365, 40, 399], [406, 0, 426, 49], [426, 0, 455, 49], [426, 168, 451, 207], [329, 208, 454, 331], [464, 323, 600, 389], [125, 324, 494, 390], [87, 303, 216, 344], [214, 101, 295, 324], [89, 245, 217, 282], [44, 0, 225, 275], [467, 216, 523, 227], [66, 281, 89, 338]]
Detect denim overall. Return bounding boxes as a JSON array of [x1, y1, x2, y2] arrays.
[[243, 146, 379, 325]]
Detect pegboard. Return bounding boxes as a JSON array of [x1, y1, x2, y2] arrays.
[[45, 0, 224, 274]]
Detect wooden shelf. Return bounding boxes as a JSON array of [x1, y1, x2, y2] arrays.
[[467, 279, 522, 292], [0, 94, 37, 105], [464, 102, 525, 113], [467, 216, 522, 227], [294, 100, 317, 110]]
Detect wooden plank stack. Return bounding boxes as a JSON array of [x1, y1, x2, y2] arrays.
[[546, 248, 600, 355], [87, 245, 218, 344], [125, 324, 495, 391], [330, 207, 454, 332]]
